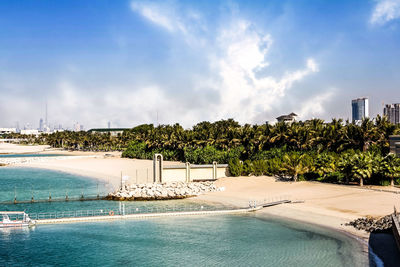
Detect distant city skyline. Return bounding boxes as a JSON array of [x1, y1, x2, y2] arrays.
[[1, 0, 400, 129]]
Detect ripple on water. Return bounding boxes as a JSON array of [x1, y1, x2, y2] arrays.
[[0, 168, 368, 266]]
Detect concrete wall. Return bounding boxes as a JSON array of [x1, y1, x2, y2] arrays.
[[151, 154, 228, 183], [216, 167, 227, 179], [161, 164, 228, 183], [190, 167, 215, 181], [392, 213, 400, 253], [162, 168, 187, 183]]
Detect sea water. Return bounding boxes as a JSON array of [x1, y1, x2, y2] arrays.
[[0, 168, 368, 266], [0, 167, 111, 204]]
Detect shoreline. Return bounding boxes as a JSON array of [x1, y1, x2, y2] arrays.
[[5, 151, 393, 235], [1, 143, 397, 263]]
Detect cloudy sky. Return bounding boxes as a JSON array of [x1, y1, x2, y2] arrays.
[[1, 0, 400, 129]]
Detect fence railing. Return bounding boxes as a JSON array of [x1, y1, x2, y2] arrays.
[[0, 181, 112, 205], [28, 204, 236, 221], [0, 194, 108, 205]]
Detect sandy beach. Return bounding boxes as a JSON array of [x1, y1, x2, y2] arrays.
[[196, 176, 400, 241], [14, 152, 156, 188], [2, 143, 400, 241], [0, 143, 50, 154], [1, 143, 178, 188]]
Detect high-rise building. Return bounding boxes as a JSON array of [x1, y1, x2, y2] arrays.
[[384, 103, 400, 124], [39, 118, 44, 132], [45, 101, 48, 127], [73, 122, 84, 132], [352, 98, 369, 123], [108, 121, 111, 129], [73, 122, 81, 132]]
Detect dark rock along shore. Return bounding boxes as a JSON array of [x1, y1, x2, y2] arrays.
[[346, 214, 393, 233]]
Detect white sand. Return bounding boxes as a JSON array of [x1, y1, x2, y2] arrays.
[[195, 176, 400, 240], [0, 143, 50, 154], [11, 149, 181, 188]]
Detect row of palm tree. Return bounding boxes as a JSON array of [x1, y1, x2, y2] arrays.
[[4, 116, 399, 185], [4, 116, 399, 158], [229, 151, 400, 186]]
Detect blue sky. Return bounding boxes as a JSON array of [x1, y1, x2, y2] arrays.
[[1, 0, 400, 129]]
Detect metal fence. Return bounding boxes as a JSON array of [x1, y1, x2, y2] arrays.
[[28, 204, 236, 221], [0, 181, 112, 205], [124, 168, 153, 185], [0, 194, 108, 205]]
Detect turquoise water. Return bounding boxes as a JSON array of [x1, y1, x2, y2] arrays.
[[0, 168, 223, 214], [0, 167, 110, 203], [0, 168, 368, 266]]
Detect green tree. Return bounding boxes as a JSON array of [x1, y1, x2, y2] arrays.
[[379, 154, 400, 186], [228, 158, 243, 177], [281, 152, 312, 182], [350, 152, 373, 186]]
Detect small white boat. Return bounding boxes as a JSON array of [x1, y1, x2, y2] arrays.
[[0, 211, 36, 228]]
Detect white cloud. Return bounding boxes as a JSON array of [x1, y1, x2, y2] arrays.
[[131, 1, 208, 46], [0, 2, 327, 129], [130, 3, 322, 124], [370, 0, 400, 25], [131, 1, 186, 33], [209, 20, 319, 123], [297, 90, 335, 120]]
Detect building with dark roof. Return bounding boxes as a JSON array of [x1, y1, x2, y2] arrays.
[[276, 112, 298, 123]]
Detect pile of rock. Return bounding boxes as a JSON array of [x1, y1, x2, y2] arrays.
[[107, 181, 220, 201], [346, 214, 393, 232]]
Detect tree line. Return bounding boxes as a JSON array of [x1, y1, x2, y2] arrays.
[[4, 116, 400, 185]]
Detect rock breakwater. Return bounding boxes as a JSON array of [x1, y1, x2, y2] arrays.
[[107, 181, 220, 201], [346, 214, 393, 232]]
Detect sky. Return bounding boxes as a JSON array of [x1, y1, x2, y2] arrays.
[[1, 0, 400, 130]]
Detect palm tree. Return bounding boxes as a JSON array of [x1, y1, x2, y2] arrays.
[[313, 152, 337, 179], [281, 152, 312, 182], [350, 152, 373, 186], [379, 154, 400, 186]]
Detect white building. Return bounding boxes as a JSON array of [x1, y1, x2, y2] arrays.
[[20, 129, 40, 136], [276, 113, 298, 123], [73, 122, 84, 132], [0, 128, 17, 134]]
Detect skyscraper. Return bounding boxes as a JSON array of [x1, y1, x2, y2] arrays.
[[45, 101, 48, 127], [73, 122, 84, 132], [352, 98, 369, 123], [384, 103, 400, 124], [39, 118, 44, 131], [73, 122, 81, 132]]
